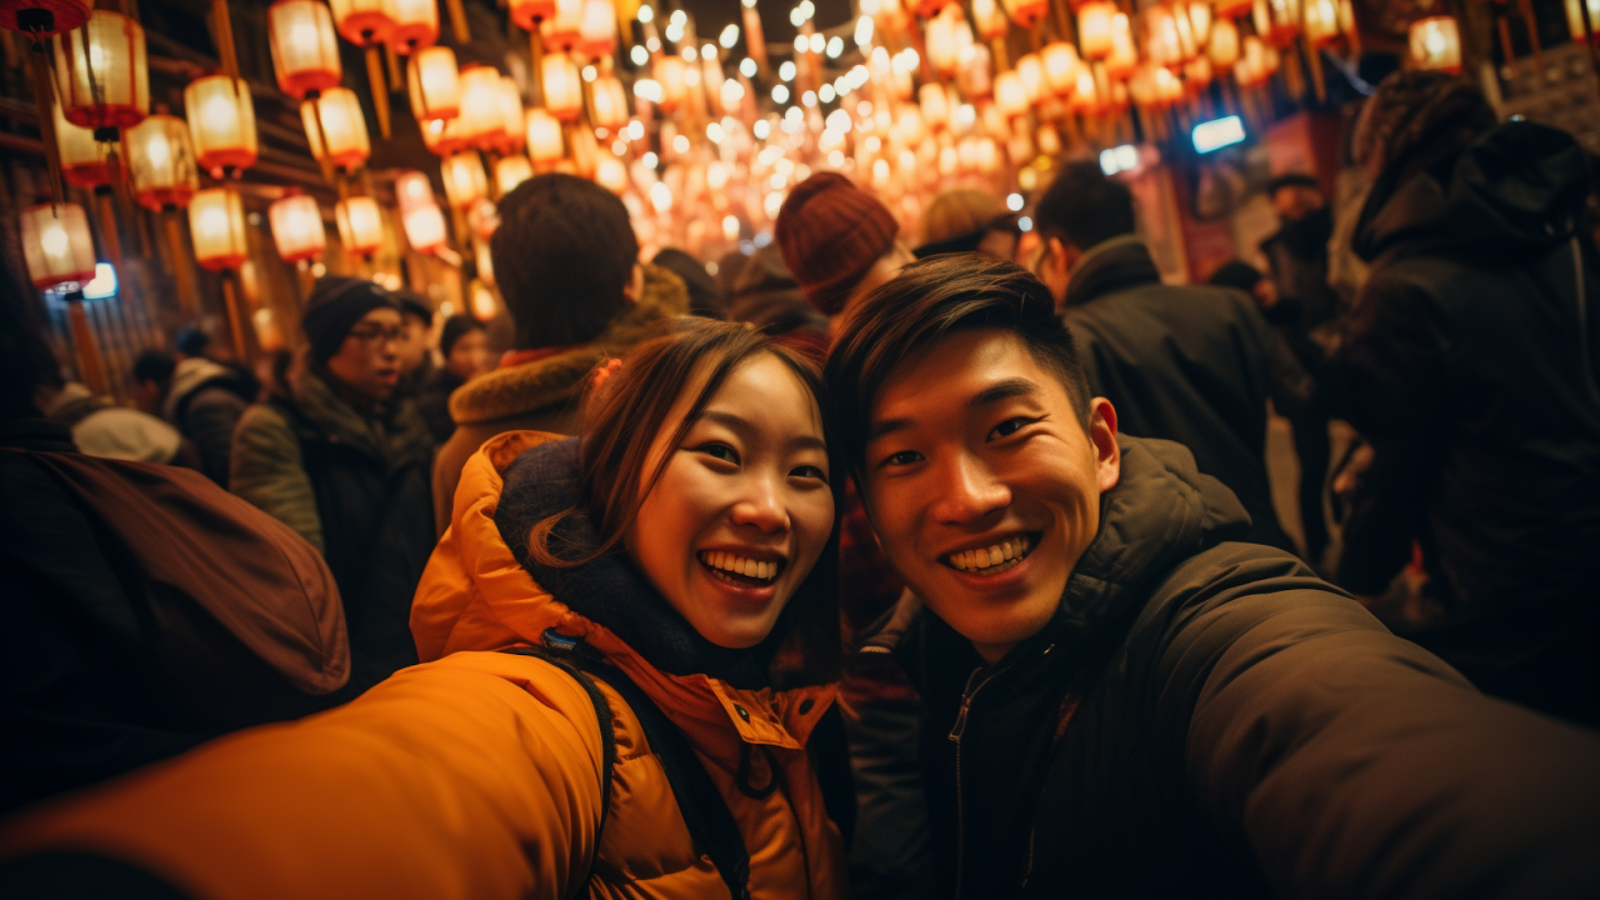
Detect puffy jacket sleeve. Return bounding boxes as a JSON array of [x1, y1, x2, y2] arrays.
[[0, 652, 608, 900], [1162, 544, 1600, 899], [230, 403, 323, 552]]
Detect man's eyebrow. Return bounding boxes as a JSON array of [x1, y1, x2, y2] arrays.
[[865, 417, 914, 445], [699, 410, 827, 452], [969, 377, 1041, 409]]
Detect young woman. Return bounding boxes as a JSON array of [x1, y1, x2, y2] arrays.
[[1, 320, 849, 900]]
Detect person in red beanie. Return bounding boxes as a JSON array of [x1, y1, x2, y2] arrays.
[[776, 172, 915, 336]]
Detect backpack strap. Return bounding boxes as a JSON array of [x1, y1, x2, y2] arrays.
[[502, 631, 753, 900]]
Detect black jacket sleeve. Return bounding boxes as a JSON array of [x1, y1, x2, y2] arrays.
[[1162, 544, 1600, 900]]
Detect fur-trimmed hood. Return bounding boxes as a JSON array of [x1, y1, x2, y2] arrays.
[[447, 264, 689, 427]]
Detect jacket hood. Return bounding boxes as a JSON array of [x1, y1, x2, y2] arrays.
[[864, 434, 1251, 666], [411, 430, 836, 754], [447, 263, 689, 427], [1353, 120, 1591, 263], [161, 358, 239, 421], [1062, 236, 1161, 308]]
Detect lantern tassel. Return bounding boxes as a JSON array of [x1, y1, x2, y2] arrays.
[[385, 42, 402, 92], [29, 46, 66, 206], [366, 46, 392, 139], [65, 293, 110, 395], [211, 0, 240, 79], [222, 274, 247, 361], [1518, 0, 1544, 75], [1305, 39, 1326, 103], [164, 212, 200, 317], [447, 0, 471, 44]]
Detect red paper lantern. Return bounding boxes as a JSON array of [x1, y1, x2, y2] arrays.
[[185, 74, 258, 176], [54, 10, 147, 131], [1, 0, 90, 39], [268, 0, 341, 99], [328, 0, 393, 46], [20, 201, 96, 289], [126, 114, 199, 211]]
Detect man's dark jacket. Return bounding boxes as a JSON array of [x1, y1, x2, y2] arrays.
[[1331, 120, 1600, 726], [862, 435, 1600, 899], [1062, 239, 1307, 554], [232, 368, 435, 692]]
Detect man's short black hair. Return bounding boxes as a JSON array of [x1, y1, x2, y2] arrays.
[[824, 255, 1093, 472], [132, 350, 176, 387], [1033, 161, 1135, 251], [491, 173, 639, 350], [174, 326, 210, 357]]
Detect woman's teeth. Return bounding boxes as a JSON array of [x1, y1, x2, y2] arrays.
[[700, 551, 780, 582], [948, 535, 1032, 574]]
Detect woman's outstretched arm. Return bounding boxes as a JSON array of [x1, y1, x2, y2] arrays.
[[0, 651, 607, 900]]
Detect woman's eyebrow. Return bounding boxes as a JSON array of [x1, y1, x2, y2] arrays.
[[698, 410, 827, 453]]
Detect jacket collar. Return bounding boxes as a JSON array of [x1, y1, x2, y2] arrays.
[[285, 365, 431, 468], [448, 264, 690, 427], [411, 430, 835, 755], [1063, 235, 1161, 308]]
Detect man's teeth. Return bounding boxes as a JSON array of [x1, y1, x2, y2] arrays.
[[701, 551, 780, 582], [948, 535, 1032, 571]]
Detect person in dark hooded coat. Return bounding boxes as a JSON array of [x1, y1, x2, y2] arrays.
[[1331, 72, 1600, 728]]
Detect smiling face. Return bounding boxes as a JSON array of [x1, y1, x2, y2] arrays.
[[626, 353, 836, 649], [861, 328, 1120, 663]]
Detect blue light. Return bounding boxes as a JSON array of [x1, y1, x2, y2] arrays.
[[1192, 115, 1246, 154], [82, 262, 118, 299]]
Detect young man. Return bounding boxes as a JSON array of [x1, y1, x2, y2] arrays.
[[1031, 161, 1309, 554], [825, 255, 1600, 899], [232, 276, 435, 692], [431, 173, 687, 535]]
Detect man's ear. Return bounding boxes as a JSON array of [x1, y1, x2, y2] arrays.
[[1088, 396, 1120, 494], [621, 263, 644, 304], [1042, 237, 1077, 310]]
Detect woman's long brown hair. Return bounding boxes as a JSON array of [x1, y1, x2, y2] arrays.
[[528, 319, 843, 684]]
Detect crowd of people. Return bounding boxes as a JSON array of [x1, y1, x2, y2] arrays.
[[1, 70, 1597, 898]]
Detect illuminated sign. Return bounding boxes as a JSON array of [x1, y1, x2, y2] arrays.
[[1192, 115, 1247, 154], [82, 262, 118, 299]]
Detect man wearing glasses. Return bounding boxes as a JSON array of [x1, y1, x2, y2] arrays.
[[231, 276, 436, 693]]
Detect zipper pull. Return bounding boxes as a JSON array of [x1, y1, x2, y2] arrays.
[[948, 696, 973, 743], [948, 667, 984, 743]]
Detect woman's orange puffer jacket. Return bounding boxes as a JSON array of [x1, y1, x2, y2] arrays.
[[0, 431, 847, 900]]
